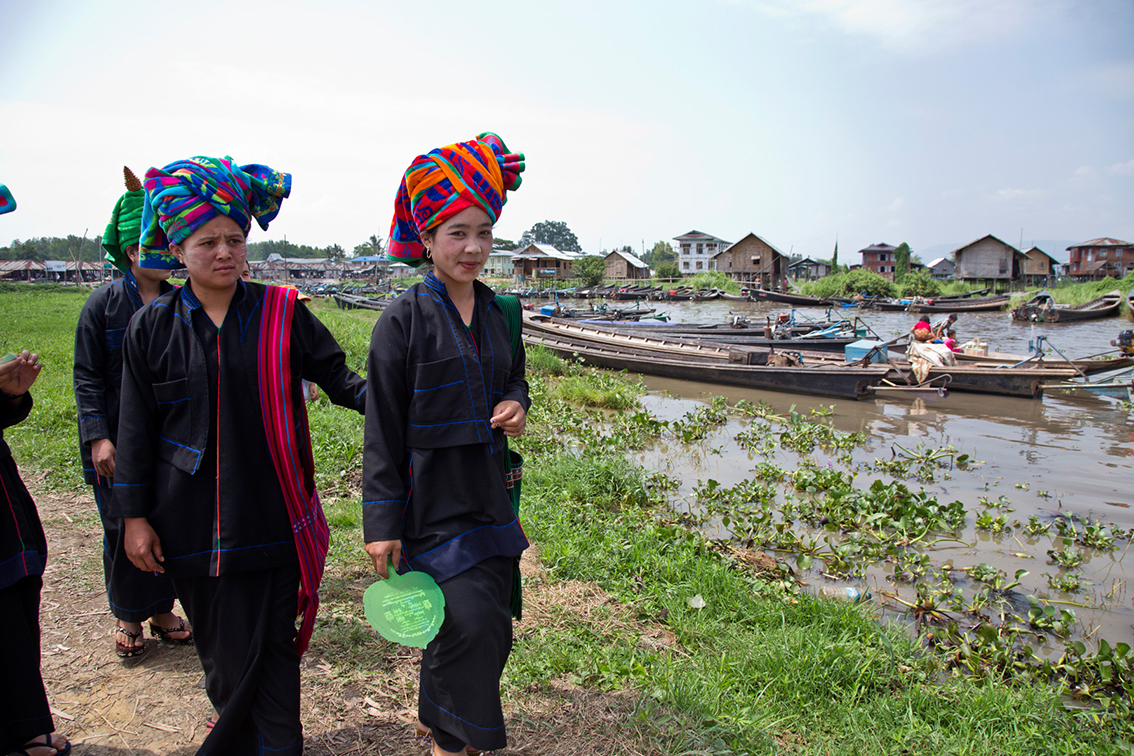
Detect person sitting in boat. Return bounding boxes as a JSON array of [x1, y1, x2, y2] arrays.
[[941, 329, 962, 353], [930, 313, 957, 339], [910, 318, 933, 342]]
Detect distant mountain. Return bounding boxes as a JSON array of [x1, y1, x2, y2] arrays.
[[916, 239, 1078, 264]]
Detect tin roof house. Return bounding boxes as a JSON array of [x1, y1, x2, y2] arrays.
[[1067, 238, 1133, 280], [673, 230, 730, 275], [710, 233, 787, 288], [604, 249, 650, 280], [951, 235, 1026, 285]]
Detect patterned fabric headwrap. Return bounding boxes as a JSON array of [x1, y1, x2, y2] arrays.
[[139, 155, 291, 269], [102, 167, 145, 274], [388, 132, 524, 266]]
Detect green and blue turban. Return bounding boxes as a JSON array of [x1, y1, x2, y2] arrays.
[[139, 155, 291, 269]]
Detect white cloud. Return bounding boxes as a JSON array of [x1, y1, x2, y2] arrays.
[[886, 197, 904, 213], [1106, 159, 1134, 177], [1074, 165, 1094, 177]]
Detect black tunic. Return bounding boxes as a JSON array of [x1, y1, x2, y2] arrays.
[[0, 392, 46, 590], [363, 274, 530, 752], [74, 271, 178, 621], [362, 274, 529, 581], [0, 393, 55, 752], [73, 271, 174, 485], [111, 280, 366, 578]]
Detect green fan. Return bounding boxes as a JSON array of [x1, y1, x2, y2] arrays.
[[363, 567, 445, 648]]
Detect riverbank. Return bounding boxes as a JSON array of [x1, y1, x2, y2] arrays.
[[0, 287, 1128, 753]]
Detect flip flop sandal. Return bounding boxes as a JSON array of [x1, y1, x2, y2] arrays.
[[115, 624, 145, 658], [413, 722, 483, 755], [10, 734, 72, 756], [149, 618, 194, 645]]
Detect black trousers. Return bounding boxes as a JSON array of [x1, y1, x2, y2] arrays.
[[94, 484, 176, 622], [419, 555, 514, 753], [0, 576, 55, 753], [175, 563, 302, 756]]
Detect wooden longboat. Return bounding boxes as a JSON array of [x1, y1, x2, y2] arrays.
[[1010, 289, 1122, 323], [871, 299, 913, 312], [584, 319, 845, 337], [333, 292, 391, 311], [907, 295, 1011, 314], [524, 314, 1077, 398], [954, 349, 1134, 375], [569, 322, 863, 352], [522, 330, 889, 399], [747, 288, 835, 306]]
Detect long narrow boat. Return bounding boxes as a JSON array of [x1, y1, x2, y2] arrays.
[[746, 288, 835, 307], [954, 348, 1134, 375], [1010, 289, 1123, 323], [524, 315, 1077, 398], [908, 295, 1012, 314], [333, 292, 391, 311], [523, 329, 891, 399]]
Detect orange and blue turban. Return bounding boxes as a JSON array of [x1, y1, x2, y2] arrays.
[[139, 155, 291, 269], [388, 132, 524, 267]]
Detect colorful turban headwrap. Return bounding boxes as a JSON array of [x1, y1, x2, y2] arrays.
[[139, 155, 291, 270], [388, 132, 525, 267], [102, 167, 145, 274]]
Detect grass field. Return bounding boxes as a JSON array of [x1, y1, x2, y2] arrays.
[[0, 283, 1128, 754]]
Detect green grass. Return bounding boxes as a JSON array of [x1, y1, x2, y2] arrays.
[[2, 284, 1127, 754], [0, 286, 92, 490]]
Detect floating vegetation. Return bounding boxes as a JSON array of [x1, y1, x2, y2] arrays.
[[1027, 596, 1077, 637], [975, 511, 1011, 533], [1048, 539, 1086, 569], [874, 442, 971, 483], [1023, 516, 1052, 536], [1045, 571, 1084, 593]]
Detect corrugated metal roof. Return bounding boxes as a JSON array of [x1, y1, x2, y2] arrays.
[[949, 234, 1022, 257], [1068, 237, 1131, 249], [0, 260, 43, 271], [719, 232, 786, 257], [673, 229, 729, 243], [512, 243, 582, 261], [608, 250, 648, 269], [859, 243, 896, 253], [1023, 246, 1060, 264]]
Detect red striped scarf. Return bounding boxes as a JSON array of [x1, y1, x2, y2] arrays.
[[258, 285, 328, 656]]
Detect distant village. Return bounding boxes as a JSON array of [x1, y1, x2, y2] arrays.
[[1, 231, 1130, 289]]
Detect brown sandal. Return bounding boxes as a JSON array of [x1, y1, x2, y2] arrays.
[[149, 618, 194, 645], [115, 624, 145, 658], [413, 722, 482, 755]]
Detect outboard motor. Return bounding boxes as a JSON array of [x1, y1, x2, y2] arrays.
[[1112, 330, 1134, 356]]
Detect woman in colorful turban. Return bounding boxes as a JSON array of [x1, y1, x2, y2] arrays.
[[364, 133, 529, 756], [75, 167, 185, 661], [113, 156, 366, 754]]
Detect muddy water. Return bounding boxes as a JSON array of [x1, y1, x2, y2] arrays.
[[549, 299, 1134, 648]]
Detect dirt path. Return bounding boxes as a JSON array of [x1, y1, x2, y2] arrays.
[[29, 477, 667, 755]]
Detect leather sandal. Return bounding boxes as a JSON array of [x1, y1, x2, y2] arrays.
[[115, 623, 145, 658], [149, 617, 194, 644], [413, 722, 483, 755], [9, 734, 72, 756]]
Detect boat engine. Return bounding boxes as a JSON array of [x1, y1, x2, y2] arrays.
[[1112, 330, 1134, 356]]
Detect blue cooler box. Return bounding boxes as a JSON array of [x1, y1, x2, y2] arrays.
[[845, 339, 887, 363]]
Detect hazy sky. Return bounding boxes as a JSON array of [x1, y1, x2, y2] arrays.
[[1, 0, 1131, 262]]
